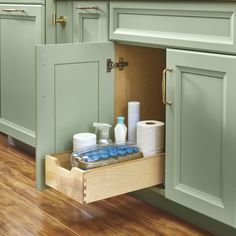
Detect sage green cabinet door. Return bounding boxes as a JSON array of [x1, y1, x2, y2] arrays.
[[0, 5, 44, 147], [166, 49, 236, 226], [56, 1, 108, 44], [36, 42, 114, 189], [72, 1, 108, 43]]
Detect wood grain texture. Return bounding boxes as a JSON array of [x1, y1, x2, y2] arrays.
[[46, 153, 85, 203], [0, 181, 78, 236], [115, 44, 166, 124], [46, 152, 165, 203], [84, 153, 165, 203], [0, 133, 213, 236]]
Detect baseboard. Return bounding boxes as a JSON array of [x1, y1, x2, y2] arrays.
[[0, 118, 36, 147], [8, 136, 35, 156]]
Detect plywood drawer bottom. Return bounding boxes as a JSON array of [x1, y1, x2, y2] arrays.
[[45, 152, 165, 203]]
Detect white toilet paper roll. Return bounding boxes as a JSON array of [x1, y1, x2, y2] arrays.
[[137, 120, 164, 157], [128, 101, 140, 143]]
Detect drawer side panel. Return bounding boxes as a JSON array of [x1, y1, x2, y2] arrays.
[[45, 154, 85, 203], [84, 154, 165, 203]]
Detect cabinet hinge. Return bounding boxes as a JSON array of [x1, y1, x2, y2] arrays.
[[106, 58, 128, 72]]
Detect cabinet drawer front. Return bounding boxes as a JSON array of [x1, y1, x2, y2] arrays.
[[110, 2, 236, 54], [0, 0, 44, 3], [0, 4, 43, 31], [46, 152, 165, 203], [0, 4, 43, 14]]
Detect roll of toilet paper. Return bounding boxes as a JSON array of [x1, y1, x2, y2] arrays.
[[128, 101, 140, 143], [137, 120, 164, 157], [73, 133, 96, 151]]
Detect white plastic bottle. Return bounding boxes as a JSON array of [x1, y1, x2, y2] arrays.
[[114, 116, 127, 143]]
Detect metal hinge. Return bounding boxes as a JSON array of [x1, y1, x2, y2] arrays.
[[107, 58, 128, 72]]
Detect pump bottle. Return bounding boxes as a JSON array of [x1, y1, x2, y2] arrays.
[[114, 116, 127, 143]]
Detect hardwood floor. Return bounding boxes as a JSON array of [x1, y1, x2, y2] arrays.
[[0, 133, 213, 236]]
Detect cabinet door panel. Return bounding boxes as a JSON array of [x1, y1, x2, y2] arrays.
[[36, 42, 114, 189], [166, 49, 236, 226], [0, 5, 44, 146], [73, 1, 108, 43], [180, 71, 223, 197], [55, 62, 99, 151], [77, 14, 99, 42], [1, 19, 35, 131]]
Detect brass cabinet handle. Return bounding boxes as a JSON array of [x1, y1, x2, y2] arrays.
[[76, 6, 99, 10], [162, 68, 172, 105], [2, 9, 25, 13], [52, 13, 67, 26]]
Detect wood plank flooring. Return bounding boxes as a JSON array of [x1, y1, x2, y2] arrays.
[[0, 133, 213, 236]]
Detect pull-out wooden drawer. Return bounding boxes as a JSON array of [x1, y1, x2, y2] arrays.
[[110, 1, 236, 54], [45, 152, 164, 203]]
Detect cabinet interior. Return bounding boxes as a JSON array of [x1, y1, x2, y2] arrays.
[[115, 44, 166, 191], [115, 44, 166, 125]]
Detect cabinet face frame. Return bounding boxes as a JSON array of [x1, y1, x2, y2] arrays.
[[165, 48, 236, 227]]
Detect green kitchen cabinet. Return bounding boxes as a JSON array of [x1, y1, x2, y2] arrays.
[[165, 49, 236, 226], [36, 42, 114, 189], [0, 0, 234, 234], [0, 4, 45, 147]]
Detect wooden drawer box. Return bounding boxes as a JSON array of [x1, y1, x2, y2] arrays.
[[110, 1, 236, 54], [45, 152, 165, 203]]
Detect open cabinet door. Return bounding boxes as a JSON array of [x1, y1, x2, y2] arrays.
[[36, 42, 114, 189]]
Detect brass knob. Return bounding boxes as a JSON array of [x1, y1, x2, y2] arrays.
[[52, 14, 67, 27]]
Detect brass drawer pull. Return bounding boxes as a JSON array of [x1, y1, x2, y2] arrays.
[[76, 6, 99, 10], [162, 68, 172, 105], [2, 9, 25, 13]]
